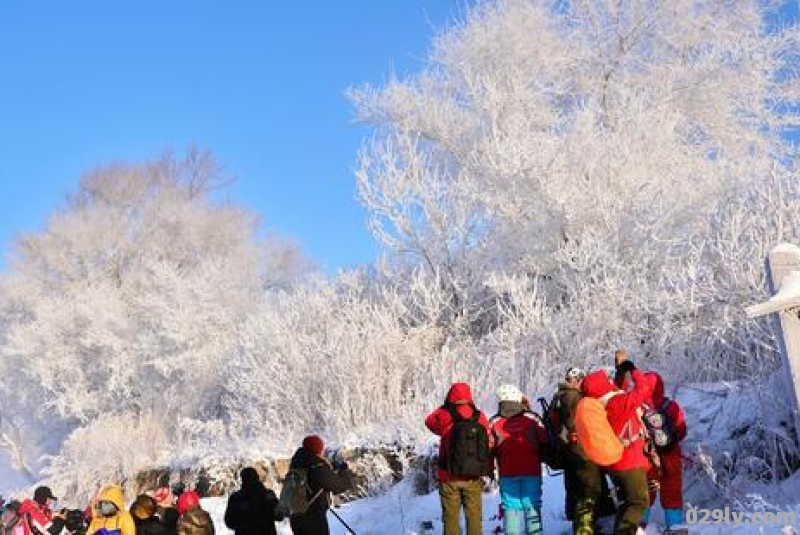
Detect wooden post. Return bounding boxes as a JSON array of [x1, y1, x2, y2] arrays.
[[764, 244, 800, 444]]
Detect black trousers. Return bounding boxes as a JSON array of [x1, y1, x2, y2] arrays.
[[290, 512, 329, 535]]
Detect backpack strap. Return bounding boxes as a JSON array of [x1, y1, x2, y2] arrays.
[[305, 463, 326, 508], [22, 513, 34, 535], [659, 398, 671, 412], [522, 409, 544, 425], [598, 390, 621, 406]]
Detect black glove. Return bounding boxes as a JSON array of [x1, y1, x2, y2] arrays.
[[616, 360, 636, 375]]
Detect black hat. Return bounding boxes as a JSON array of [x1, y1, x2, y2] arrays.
[[33, 486, 57, 504]]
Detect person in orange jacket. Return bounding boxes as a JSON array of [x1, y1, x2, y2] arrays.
[[581, 360, 651, 535]]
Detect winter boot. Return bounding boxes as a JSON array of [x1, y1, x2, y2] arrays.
[[573, 498, 596, 535], [664, 508, 684, 528], [524, 506, 542, 535], [639, 506, 650, 529], [503, 508, 524, 535], [664, 508, 689, 534]]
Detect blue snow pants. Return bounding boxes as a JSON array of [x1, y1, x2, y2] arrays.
[[499, 476, 543, 535]]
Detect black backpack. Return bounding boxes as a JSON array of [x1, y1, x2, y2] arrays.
[[440, 403, 491, 478]]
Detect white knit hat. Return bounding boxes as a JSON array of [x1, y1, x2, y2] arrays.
[[496, 384, 523, 403], [565, 366, 586, 380]]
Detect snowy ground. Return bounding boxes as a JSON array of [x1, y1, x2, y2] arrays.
[[202, 471, 800, 534], [4, 379, 800, 533], [202, 471, 571, 535]]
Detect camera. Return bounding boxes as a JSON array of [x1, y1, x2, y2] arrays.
[[171, 483, 186, 498], [63, 509, 86, 534]]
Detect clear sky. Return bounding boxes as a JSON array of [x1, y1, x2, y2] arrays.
[[1, 2, 797, 274], [0, 1, 466, 272]]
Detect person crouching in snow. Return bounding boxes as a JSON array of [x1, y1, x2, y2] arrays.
[[640, 371, 688, 533], [87, 485, 136, 535], [426, 382, 493, 535], [581, 360, 651, 535], [175, 491, 213, 535], [490, 384, 548, 535]]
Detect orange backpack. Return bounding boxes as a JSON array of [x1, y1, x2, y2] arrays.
[[575, 394, 624, 466]]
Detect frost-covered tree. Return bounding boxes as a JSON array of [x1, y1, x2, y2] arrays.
[[350, 0, 800, 373], [2, 0, 800, 501], [0, 149, 312, 483]]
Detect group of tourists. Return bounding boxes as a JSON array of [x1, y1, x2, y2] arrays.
[[1, 349, 687, 535], [426, 349, 688, 535], [0, 484, 214, 535], [0, 435, 354, 535]]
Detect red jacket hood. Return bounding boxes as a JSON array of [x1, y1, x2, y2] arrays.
[[446, 382, 473, 404], [581, 370, 617, 398], [645, 372, 665, 405]]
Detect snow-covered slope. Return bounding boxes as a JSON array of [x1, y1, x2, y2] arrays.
[[202, 473, 571, 535], [202, 471, 800, 534], [4, 377, 800, 533]]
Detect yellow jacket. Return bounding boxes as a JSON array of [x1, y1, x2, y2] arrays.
[[86, 485, 136, 535]]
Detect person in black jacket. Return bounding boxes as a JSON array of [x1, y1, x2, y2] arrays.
[[131, 495, 168, 535], [288, 435, 353, 535], [223, 467, 283, 535]]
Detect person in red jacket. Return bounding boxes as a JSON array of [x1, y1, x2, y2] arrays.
[[581, 360, 651, 535], [641, 371, 688, 531], [18, 487, 65, 535], [490, 384, 548, 535], [425, 382, 493, 535]]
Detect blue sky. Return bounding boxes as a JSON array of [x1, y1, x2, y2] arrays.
[[0, 1, 466, 272], [0, 2, 797, 274]]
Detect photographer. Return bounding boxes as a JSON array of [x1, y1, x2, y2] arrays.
[[286, 435, 353, 535], [62, 509, 87, 535], [19, 486, 66, 535]]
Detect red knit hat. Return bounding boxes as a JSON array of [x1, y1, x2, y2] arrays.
[[177, 491, 200, 515], [302, 435, 325, 456]]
